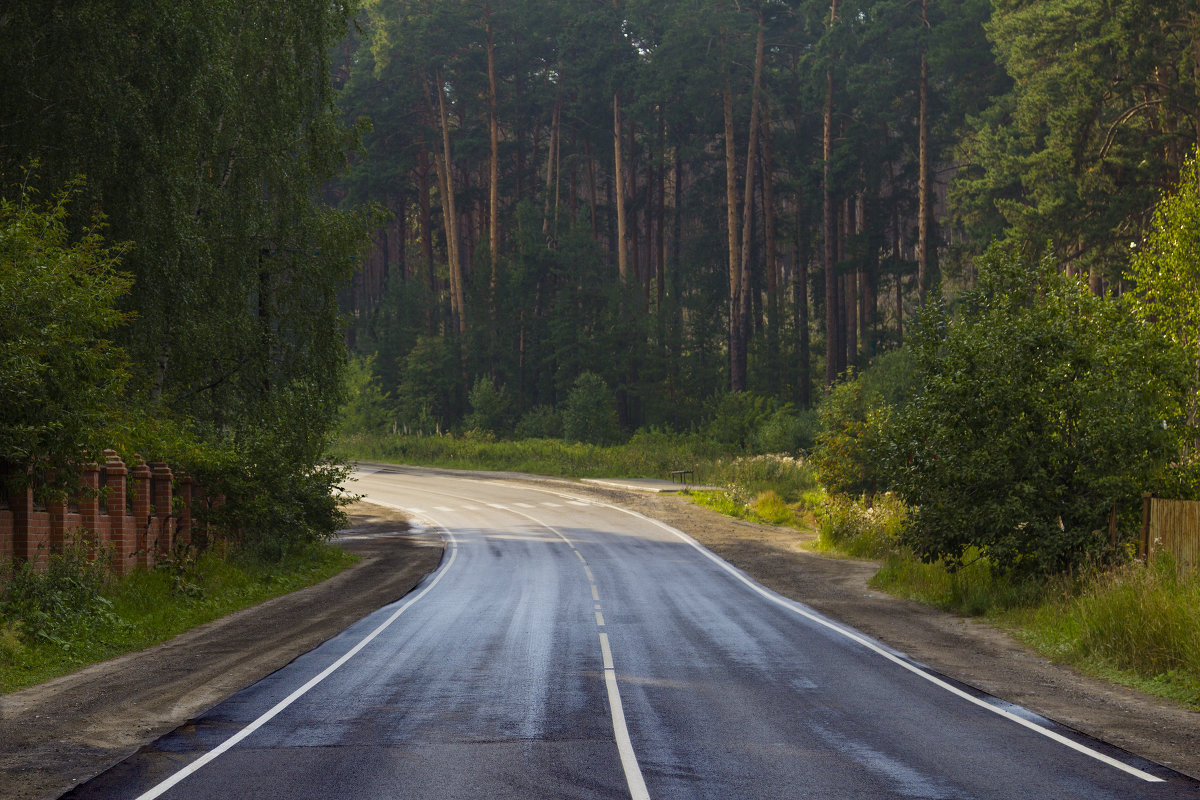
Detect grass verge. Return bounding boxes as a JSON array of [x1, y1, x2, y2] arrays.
[[803, 490, 1200, 709], [0, 541, 357, 694], [335, 430, 730, 481]]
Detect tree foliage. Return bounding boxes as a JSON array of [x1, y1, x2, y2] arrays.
[[0, 1, 370, 552], [0, 183, 131, 481], [887, 252, 1186, 575], [1129, 151, 1200, 455]]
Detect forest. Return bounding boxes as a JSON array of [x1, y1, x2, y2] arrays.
[[5, 0, 1200, 568], [6, 0, 1200, 705], [1, 1, 371, 554], [336, 0, 1200, 436]]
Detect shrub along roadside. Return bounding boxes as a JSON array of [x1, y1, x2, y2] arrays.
[[0, 539, 356, 694], [818, 493, 1200, 709]]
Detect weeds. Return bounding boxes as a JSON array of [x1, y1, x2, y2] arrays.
[[0, 539, 120, 651], [0, 543, 357, 693], [1010, 554, 1200, 707], [815, 493, 906, 559]]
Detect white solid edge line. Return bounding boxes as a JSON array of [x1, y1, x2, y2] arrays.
[[612, 503, 1165, 784], [491, 480, 1165, 785], [134, 508, 458, 800]]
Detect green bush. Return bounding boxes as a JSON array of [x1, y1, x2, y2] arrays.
[[515, 405, 563, 439], [0, 538, 117, 649], [562, 372, 620, 445], [752, 406, 819, 454], [705, 392, 770, 450], [464, 377, 514, 437], [396, 336, 461, 431], [886, 251, 1187, 576], [0, 182, 132, 484], [812, 349, 916, 498], [338, 354, 392, 436]]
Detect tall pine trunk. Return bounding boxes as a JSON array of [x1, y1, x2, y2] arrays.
[[917, 0, 931, 304], [614, 94, 630, 281], [433, 70, 465, 335], [762, 105, 780, 393], [723, 77, 744, 392], [823, 1, 839, 387], [485, 3, 500, 309]]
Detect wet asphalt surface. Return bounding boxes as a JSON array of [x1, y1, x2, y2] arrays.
[[62, 466, 1200, 799]]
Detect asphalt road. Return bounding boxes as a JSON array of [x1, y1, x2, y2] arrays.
[[64, 466, 1200, 799]]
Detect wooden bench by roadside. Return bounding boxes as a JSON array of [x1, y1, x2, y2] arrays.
[[670, 469, 695, 486]]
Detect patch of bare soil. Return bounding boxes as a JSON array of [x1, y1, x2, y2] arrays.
[[0, 502, 442, 800]]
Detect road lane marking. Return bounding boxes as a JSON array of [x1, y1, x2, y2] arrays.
[[133, 512, 459, 800], [595, 611, 606, 627], [599, 631, 616, 669], [599, 633, 650, 800], [493, 479, 1167, 785], [514, 502, 536, 508], [606, 503, 1167, 784], [542, 502, 563, 507], [438, 490, 652, 800], [354, 477, 653, 798]]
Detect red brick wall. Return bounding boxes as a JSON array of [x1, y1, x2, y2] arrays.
[[1, 452, 206, 578]]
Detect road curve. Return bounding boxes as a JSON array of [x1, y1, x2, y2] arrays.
[[64, 465, 1200, 799]]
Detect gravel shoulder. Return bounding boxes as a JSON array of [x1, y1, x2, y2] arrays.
[[4, 473, 1200, 798]]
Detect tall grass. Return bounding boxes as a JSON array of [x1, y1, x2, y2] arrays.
[[815, 493, 906, 559], [0, 542, 356, 693], [685, 455, 823, 530], [335, 429, 728, 480], [1010, 555, 1200, 706], [870, 549, 1047, 615]]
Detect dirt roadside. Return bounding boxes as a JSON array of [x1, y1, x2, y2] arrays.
[[3, 479, 1200, 799], [0, 502, 443, 800]]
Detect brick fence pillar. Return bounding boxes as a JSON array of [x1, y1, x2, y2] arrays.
[[78, 463, 104, 556], [10, 483, 49, 570], [130, 459, 153, 569], [104, 451, 134, 574], [175, 473, 193, 549], [151, 461, 174, 560]]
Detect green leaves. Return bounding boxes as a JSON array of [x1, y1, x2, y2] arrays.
[[887, 250, 1186, 575], [0, 183, 132, 476]]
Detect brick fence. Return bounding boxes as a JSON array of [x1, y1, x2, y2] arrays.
[[0, 451, 214, 578]]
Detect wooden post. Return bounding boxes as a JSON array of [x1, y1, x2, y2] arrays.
[[1140, 492, 1152, 560]]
